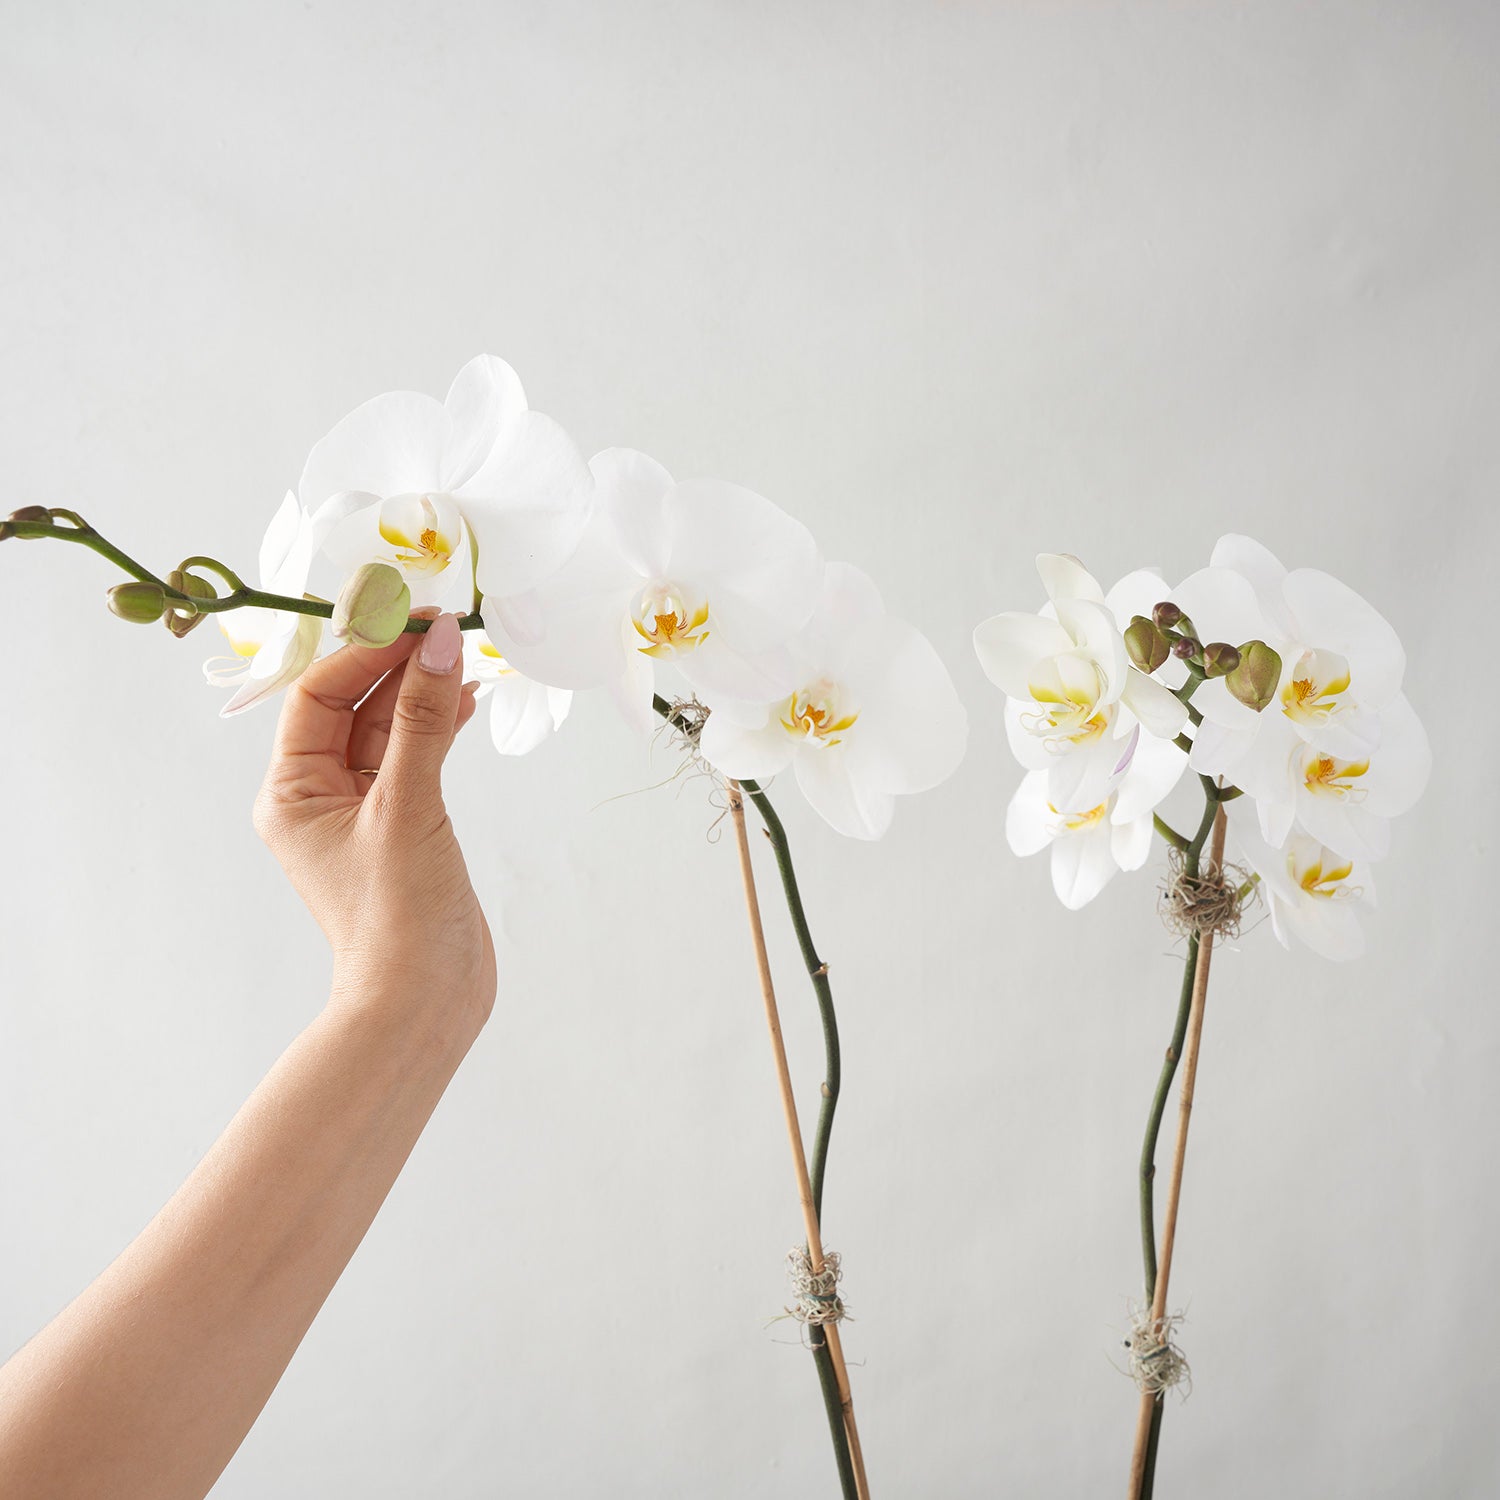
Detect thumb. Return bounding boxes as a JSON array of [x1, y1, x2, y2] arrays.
[[379, 612, 465, 803]]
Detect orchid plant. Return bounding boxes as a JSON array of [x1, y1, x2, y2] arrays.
[[3, 355, 968, 1500], [974, 541, 1430, 1498]]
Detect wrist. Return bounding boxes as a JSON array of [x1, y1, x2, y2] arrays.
[[327, 955, 494, 1055]]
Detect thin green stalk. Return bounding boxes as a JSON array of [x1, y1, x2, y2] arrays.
[[4, 517, 482, 632], [1135, 778, 1223, 1500], [654, 693, 854, 1498]]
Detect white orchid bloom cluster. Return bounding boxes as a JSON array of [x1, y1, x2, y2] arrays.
[[973, 538, 1430, 959], [210, 355, 967, 839]]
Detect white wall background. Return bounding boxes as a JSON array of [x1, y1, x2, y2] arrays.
[[1, 3, 1494, 1495]]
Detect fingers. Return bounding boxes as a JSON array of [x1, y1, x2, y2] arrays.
[[371, 613, 466, 806], [348, 665, 480, 772], [272, 632, 422, 767]]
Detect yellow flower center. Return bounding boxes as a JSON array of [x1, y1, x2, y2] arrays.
[[1280, 649, 1352, 726], [1051, 799, 1109, 832], [1021, 657, 1109, 748], [379, 497, 455, 578], [1301, 751, 1369, 801], [1288, 846, 1357, 900], [632, 585, 710, 658], [781, 682, 858, 747]]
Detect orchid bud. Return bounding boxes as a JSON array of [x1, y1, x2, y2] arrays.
[[1170, 636, 1201, 660], [332, 562, 411, 648], [107, 581, 168, 624], [1123, 615, 1171, 674], [8, 505, 52, 536], [162, 569, 216, 638], [1225, 640, 1283, 712], [1201, 641, 1241, 678], [1152, 601, 1182, 629]]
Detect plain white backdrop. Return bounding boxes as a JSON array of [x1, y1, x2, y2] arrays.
[[1, 3, 1494, 1495]]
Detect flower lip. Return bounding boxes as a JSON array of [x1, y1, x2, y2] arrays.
[[780, 678, 858, 748], [1280, 647, 1353, 725], [631, 581, 710, 658], [378, 493, 459, 577]]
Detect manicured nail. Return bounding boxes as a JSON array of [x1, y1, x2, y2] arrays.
[[418, 613, 462, 674], [460, 679, 480, 695]]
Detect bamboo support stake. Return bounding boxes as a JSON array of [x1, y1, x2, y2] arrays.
[[1128, 802, 1227, 1500], [726, 780, 871, 1500]]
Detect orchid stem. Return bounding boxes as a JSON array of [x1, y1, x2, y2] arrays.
[[724, 779, 867, 1500], [653, 694, 860, 1497], [3, 517, 482, 632], [1152, 815, 1189, 853], [1129, 789, 1228, 1500]]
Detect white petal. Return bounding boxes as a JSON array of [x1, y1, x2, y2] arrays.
[[1362, 693, 1431, 818], [258, 492, 305, 590], [1282, 568, 1406, 707], [1104, 567, 1170, 629], [1112, 730, 1188, 824], [795, 743, 895, 840], [698, 701, 799, 782], [480, 514, 637, 688], [299, 391, 448, 510], [829, 611, 967, 797], [1190, 673, 1263, 733], [1037, 553, 1105, 604], [1120, 669, 1189, 738], [973, 612, 1074, 698], [1170, 565, 1273, 656], [1209, 535, 1293, 637], [487, 674, 569, 756], [1050, 823, 1118, 909], [1054, 597, 1128, 699], [442, 355, 528, 492], [592, 447, 676, 579], [1045, 733, 1127, 815], [664, 478, 823, 652], [1111, 813, 1154, 872], [463, 410, 594, 597], [220, 612, 323, 718], [1005, 770, 1055, 856]]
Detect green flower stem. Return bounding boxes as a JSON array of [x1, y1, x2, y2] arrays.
[[178, 556, 248, 593], [1134, 780, 1225, 1500], [653, 693, 856, 1499], [4, 517, 483, 632], [1152, 815, 1189, 853]]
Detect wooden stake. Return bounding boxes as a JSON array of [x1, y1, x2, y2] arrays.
[[1128, 802, 1227, 1499], [726, 780, 871, 1500]]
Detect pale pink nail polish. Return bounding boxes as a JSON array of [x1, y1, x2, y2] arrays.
[[418, 613, 462, 674]]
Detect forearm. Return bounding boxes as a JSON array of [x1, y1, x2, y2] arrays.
[[0, 980, 485, 1500]]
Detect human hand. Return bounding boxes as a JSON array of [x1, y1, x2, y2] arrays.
[[252, 612, 496, 1030]]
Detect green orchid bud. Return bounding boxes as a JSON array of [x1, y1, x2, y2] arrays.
[[107, 581, 169, 624], [1152, 600, 1182, 629], [162, 569, 217, 638], [1201, 641, 1242, 678], [1225, 640, 1283, 712], [8, 505, 52, 536], [332, 562, 412, 648], [1123, 615, 1170, 674]]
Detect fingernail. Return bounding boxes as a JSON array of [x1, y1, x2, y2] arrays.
[[418, 613, 462, 674], [460, 679, 480, 695]]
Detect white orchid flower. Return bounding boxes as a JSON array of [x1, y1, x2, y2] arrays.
[[482, 448, 822, 732], [1003, 720, 1182, 907], [974, 554, 1188, 814], [1228, 807, 1376, 961], [461, 628, 572, 756], [204, 491, 325, 717], [1178, 535, 1430, 861], [696, 563, 967, 840], [300, 354, 592, 612]]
